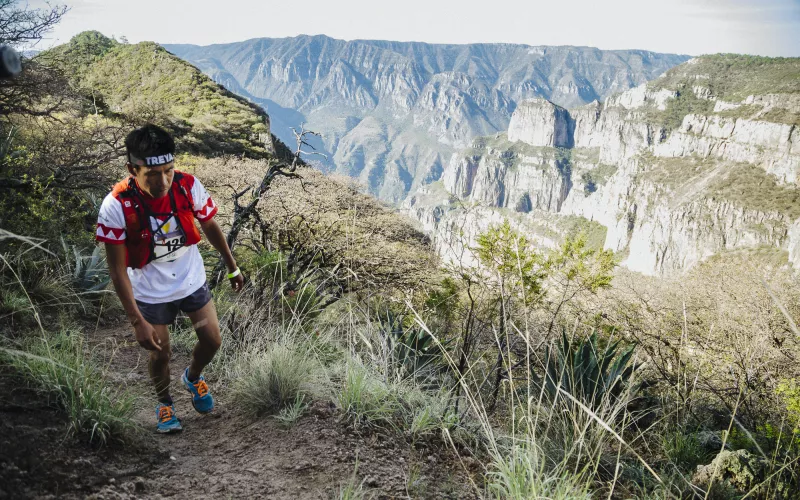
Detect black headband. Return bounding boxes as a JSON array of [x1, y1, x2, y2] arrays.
[[129, 152, 175, 167]]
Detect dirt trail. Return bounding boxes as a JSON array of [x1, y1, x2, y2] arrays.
[[1, 322, 478, 499]]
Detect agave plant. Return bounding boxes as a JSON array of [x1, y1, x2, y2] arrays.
[[378, 310, 446, 379], [540, 331, 637, 411], [62, 239, 110, 294]]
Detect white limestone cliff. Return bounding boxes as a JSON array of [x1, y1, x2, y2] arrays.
[[405, 81, 800, 276], [507, 99, 572, 148]]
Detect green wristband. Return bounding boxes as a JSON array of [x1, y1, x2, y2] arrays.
[[226, 268, 241, 279]]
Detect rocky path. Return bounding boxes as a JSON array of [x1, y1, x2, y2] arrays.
[[1, 323, 479, 499]]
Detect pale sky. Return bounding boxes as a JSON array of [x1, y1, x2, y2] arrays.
[[29, 0, 800, 56]]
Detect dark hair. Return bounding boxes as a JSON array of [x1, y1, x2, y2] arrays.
[[125, 124, 175, 165]]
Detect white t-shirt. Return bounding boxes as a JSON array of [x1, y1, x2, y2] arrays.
[[96, 174, 218, 304]]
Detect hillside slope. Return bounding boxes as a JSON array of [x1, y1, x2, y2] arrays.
[[405, 54, 800, 275], [165, 36, 689, 202], [44, 31, 274, 158]]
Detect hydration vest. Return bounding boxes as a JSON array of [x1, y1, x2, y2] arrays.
[[111, 172, 202, 269]]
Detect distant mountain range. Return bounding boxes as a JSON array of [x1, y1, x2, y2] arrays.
[[165, 35, 689, 203]]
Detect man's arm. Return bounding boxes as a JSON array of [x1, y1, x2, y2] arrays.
[[199, 218, 244, 292], [105, 243, 161, 350]]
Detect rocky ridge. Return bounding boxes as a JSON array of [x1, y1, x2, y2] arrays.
[[405, 55, 800, 275], [165, 36, 688, 203]]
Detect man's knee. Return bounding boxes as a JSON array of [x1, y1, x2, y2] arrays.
[[149, 347, 171, 364], [200, 332, 221, 352]]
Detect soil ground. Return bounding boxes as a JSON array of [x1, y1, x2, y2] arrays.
[[0, 322, 481, 499]]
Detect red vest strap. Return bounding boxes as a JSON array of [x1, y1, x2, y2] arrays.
[[113, 172, 202, 269]]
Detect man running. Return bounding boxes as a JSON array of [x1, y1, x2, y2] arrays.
[[96, 124, 244, 433]]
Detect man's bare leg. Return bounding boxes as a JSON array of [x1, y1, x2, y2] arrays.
[[148, 324, 172, 402], [186, 300, 222, 380]]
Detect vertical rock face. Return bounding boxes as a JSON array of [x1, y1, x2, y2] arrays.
[[508, 99, 573, 148], [406, 55, 800, 275], [442, 139, 571, 213], [166, 37, 689, 203]]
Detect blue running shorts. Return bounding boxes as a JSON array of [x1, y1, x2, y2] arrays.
[[135, 282, 212, 325]]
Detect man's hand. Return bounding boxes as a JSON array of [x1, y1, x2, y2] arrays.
[[230, 272, 244, 293], [132, 316, 162, 351]]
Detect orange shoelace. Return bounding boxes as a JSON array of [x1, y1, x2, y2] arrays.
[[158, 405, 174, 423], [194, 379, 209, 397]]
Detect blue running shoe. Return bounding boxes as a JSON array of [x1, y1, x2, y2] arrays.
[[181, 367, 214, 414], [155, 402, 182, 433]]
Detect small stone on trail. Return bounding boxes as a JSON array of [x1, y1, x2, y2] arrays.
[[134, 477, 146, 493], [169, 456, 176, 461]]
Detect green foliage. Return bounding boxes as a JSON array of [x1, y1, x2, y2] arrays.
[[1, 330, 138, 445], [274, 393, 309, 428], [42, 32, 272, 158], [476, 220, 546, 303], [0, 167, 96, 249], [486, 446, 591, 500], [338, 462, 368, 500], [231, 343, 317, 417], [336, 362, 399, 429], [377, 310, 446, 379], [647, 82, 715, 131], [1, 289, 31, 319], [540, 332, 637, 411], [776, 379, 800, 426], [62, 242, 109, 294], [546, 234, 615, 294], [661, 429, 714, 472], [580, 163, 617, 194], [241, 248, 323, 323], [421, 276, 460, 329], [709, 163, 800, 219], [0, 250, 77, 327], [650, 54, 800, 102]]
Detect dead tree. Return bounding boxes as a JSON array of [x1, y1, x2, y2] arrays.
[[209, 126, 324, 288]]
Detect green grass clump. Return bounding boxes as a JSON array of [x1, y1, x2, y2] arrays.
[[661, 429, 714, 472], [486, 446, 591, 500], [335, 361, 399, 429], [2, 330, 138, 445], [231, 343, 317, 417], [274, 394, 309, 428]]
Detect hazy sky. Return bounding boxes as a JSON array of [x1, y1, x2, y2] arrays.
[[30, 0, 800, 56]]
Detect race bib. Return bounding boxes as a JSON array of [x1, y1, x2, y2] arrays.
[[151, 215, 188, 262]]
